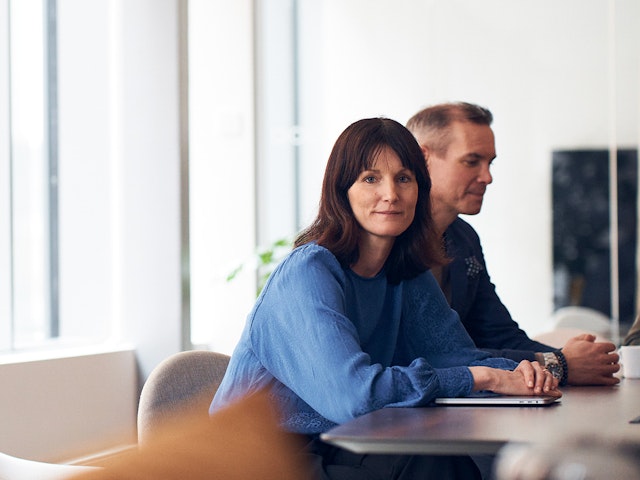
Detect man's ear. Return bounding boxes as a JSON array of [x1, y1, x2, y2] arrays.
[[420, 145, 431, 163]]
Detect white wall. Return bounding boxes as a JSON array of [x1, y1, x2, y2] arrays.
[[0, 348, 137, 462], [188, 0, 256, 353], [115, 0, 183, 377], [296, 0, 640, 337], [56, 0, 183, 376]]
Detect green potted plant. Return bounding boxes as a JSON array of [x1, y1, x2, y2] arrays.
[[226, 237, 293, 296]]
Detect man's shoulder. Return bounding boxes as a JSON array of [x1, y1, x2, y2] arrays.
[[447, 217, 481, 243]]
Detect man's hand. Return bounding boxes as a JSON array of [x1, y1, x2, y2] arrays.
[[562, 334, 620, 385]]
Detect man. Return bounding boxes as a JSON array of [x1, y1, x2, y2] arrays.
[[623, 315, 640, 345], [406, 102, 620, 386]]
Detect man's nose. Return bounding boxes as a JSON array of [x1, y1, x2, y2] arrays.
[[478, 164, 493, 184]]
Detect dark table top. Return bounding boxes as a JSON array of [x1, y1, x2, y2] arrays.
[[321, 379, 640, 455]]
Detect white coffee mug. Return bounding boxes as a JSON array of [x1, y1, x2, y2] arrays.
[[619, 345, 640, 379]]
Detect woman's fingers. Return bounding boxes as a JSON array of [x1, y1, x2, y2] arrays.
[[531, 361, 548, 394], [516, 360, 556, 394]]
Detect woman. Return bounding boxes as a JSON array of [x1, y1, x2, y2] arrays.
[[211, 118, 560, 479]]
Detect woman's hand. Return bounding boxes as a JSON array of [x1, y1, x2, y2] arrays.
[[469, 361, 562, 398]]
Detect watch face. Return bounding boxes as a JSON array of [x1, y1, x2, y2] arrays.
[[547, 364, 562, 379]]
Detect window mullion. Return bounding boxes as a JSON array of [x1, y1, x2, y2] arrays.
[[45, 0, 59, 338], [0, 0, 13, 350]]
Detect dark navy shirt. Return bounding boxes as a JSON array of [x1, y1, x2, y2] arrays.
[[444, 217, 555, 361]]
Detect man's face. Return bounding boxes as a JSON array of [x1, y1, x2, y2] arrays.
[[426, 121, 496, 223]]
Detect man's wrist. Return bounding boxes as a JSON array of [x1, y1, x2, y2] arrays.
[[539, 351, 568, 386], [555, 350, 569, 386]]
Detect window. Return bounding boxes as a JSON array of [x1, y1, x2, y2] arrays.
[[0, 0, 11, 351], [2, 0, 57, 349], [188, 0, 310, 352], [3, 0, 193, 360], [553, 149, 638, 331], [3, 0, 316, 356], [2, 1, 119, 352], [187, 0, 257, 351]]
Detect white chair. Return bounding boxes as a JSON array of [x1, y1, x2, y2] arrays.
[[0, 451, 99, 480], [533, 326, 610, 348], [551, 306, 612, 339], [0, 350, 231, 480], [495, 434, 640, 479]]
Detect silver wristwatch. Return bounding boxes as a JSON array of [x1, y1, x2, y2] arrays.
[[542, 352, 563, 381]]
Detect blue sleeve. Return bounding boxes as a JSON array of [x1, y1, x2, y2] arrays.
[[398, 271, 519, 382], [248, 245, 516, 426]]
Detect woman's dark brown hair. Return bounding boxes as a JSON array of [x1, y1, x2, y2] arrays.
[[295, 117, 446, 283]]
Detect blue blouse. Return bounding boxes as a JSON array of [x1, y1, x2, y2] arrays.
[[210, 243, 517, 434]]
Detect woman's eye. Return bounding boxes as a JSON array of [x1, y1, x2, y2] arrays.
[[363, 176, 376, 183], [398, 175, 412, 183]]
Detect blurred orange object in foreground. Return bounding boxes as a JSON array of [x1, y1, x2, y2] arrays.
[[70, 390, 312, 480]]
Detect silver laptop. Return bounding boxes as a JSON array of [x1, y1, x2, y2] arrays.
[[434, 392, 560, 406]]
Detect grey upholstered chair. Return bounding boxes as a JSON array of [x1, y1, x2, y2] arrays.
[[137, 350, 230, 444]]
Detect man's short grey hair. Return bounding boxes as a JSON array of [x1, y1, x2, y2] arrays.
[[406, 102, 493, 156]]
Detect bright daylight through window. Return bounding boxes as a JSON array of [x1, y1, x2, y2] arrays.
[[2, 0, 55, 350], [2, 0, 309, 355], [2, 0, 114, 352]]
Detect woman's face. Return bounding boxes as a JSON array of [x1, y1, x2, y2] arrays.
[[347, 146, 418, 247]]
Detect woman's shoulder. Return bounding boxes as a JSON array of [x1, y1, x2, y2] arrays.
[[286, 242, 336, 263], [258, 243, 348, 301], [276, 243, 344, 277]]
